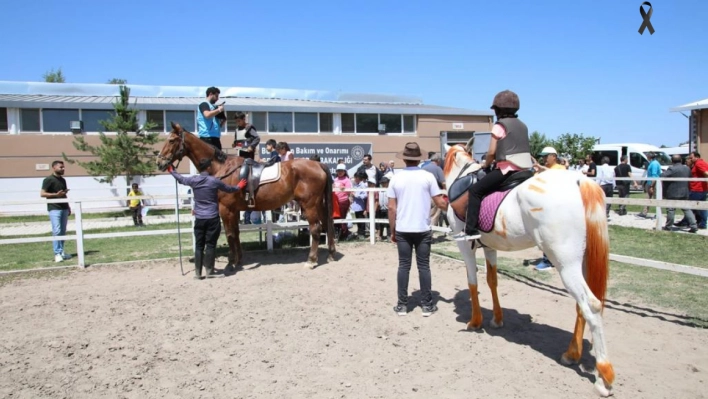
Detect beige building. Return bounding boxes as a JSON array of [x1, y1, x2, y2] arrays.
[[0, 81, 493, 179], [671, 97, 708, 157]]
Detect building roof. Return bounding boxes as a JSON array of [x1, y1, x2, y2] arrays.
[[0, 81, 493, 116], [670, 97, 708, 112]]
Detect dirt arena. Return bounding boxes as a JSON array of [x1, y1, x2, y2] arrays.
[[0, 242, 706, 399]]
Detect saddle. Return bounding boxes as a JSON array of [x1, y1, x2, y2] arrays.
[[448, 169, 534, 229], [237, 159, 282, 208]]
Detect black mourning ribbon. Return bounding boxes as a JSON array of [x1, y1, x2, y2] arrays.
[[638, 2, 655, 35]]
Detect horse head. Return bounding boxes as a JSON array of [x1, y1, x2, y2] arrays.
[[443, 143, 482, 192], [156, 122, 187, 171]]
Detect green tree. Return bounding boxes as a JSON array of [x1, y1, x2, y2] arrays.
[[62, 85, 161, 186], [43, 67, 66, 83], [550, 133, 598, 162], [107, 78, 127, 84], [529, 131, 552, 159]]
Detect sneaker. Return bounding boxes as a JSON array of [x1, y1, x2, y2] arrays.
[[534, 260, 553, 271], [54, 254, 64, 263], [421, 304, 438, 317], [688, 228, 698, 234], [451, 230, 481, 241], [61, 253, 72, 260], [393, 305, 407, 316]]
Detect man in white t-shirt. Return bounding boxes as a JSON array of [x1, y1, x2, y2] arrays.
[[387, 142, 449, 317]]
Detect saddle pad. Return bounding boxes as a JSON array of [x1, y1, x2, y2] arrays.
[[478, 189, 513, 233], [259, 163, 281, 185]]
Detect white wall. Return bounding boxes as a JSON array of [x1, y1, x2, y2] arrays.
[[1, 174, 193, 215]]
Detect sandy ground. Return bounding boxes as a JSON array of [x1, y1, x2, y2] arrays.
[[0, 243, 706, 399]]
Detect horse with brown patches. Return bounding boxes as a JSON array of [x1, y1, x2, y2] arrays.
[[156, 122, 336, 269]]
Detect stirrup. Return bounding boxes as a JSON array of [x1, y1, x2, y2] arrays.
[[451, 231, 481, 241]]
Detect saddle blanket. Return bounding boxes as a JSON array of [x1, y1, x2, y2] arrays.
[[259, 163, 281, 185], [478, 189, 513, 233]]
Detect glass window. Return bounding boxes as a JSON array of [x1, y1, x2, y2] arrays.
[[0, 108, 7, 131], [146, 110, 164, 132], [319, 113, 333, 133], [341, 113, 355, 133], [268, 112, 293, 133], [43, 109, 79, 132], [251, 112, 266, 132], [647, 151, 671, 166], [21, 109, 40, 131], [81, 109, 116, 132], [294, 112, 318, 132], [355, 113, 378, 133], [166, 111, 195, 133], [593, 151, 618, 165], [629, 152, 644, 169], [403, 115, 415, 133], [379, 114, 402, 133]]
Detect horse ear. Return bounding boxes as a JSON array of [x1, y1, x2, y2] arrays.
[[170, 121, 181, 131], [465, 136, 475, 154]]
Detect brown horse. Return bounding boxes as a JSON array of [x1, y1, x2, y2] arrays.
[[156, 122, 336, 269]]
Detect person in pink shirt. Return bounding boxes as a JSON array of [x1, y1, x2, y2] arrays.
[[454, 90, 533, 241], [332, 164, 353, 239], [276, 142, 294, 161]]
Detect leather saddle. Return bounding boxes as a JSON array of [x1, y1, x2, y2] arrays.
[[448, 169, 535, 221], [238, 158, 266, 208]]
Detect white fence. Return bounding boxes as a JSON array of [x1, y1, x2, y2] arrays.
[[0, 177, 706, 276]]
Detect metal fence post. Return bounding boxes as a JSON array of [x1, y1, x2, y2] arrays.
[[266, 209, 274, 252], [655, 177, 663, 231], [74, 201, 85, 268], [368, 188, 376, 245]]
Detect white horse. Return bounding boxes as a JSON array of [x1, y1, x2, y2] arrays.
[[443, 144, 614, 397]]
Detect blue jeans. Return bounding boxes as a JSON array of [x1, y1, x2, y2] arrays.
[[689, 191, 707, 228], [49, 209, 69, 255]]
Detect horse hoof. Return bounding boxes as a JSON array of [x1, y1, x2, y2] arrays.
[[466, 321, 482, 331], [593, 378, 613, 397], [490, 319, 504, 329], [560, 353, 580, 366], [303, 262, 317, 270], [327, 255, 335, 262]]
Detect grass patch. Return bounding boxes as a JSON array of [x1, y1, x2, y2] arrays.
[[0, 208, 192, 224], [608, 225, 708, 268], [431, 247, 555, 283]]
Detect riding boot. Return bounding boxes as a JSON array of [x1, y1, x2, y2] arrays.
[[204, 247, 218, 278], [247, 166, 256, 208], [194, 251, 204, 280]]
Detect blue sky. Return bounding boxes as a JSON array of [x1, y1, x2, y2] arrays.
[[1, 0, 705, 147]]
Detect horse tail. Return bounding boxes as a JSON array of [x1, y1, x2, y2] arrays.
[[318, 162, 336, 243], [579, 177, 610, 309]]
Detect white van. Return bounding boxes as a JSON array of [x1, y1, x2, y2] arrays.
[[591, 143, 671, 180], [662, 145, 690, 162]]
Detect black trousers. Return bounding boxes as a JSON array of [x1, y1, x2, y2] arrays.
[[601, 184, 614, 216], [396, 231, 433, 307], [194, 216, 221, 254], [200, 137, 222, 150], [464, 169, 514, 233], [129, 205, 143, 225], [617, 183, 629, 212]]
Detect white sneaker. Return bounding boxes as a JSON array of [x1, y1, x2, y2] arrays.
[[61, 253, 72, 260], [54, 254, 64, 263]]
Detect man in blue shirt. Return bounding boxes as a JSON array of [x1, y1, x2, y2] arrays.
[[197, 87, 226, 150], [168, 159, 247, 279], [639, 152, 662, 217]]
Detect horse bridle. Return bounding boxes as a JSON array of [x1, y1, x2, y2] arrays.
[[158, 129, 186, 170]]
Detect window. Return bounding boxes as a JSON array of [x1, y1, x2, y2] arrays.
[[341, 113, 355, 133], [268, 112, 293, 132], [82, 109, 116, 132], [294, 112, 318, 132], [146, 110, 164, 132], [43, 109, 79, 132], [355, 113, 378, 133], [647, 151, 671, 166], [0, 108, 7, 131], [251, 112, 266, 132], [403, 115, 415, 133], [21, 109, 40, 131], [629, 152, 644, 169], [592, 151, 618, 166], [166, 111, 195, 132], [319, 113, 333, 133], [379, 114, 402, 133]]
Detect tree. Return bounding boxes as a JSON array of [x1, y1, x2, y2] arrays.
[[107, 78, 127, 84], [43, 67, 66, 83], [62, 85, 161, 186], [529, 131, 552, 159], [550, 133, 598, 162]]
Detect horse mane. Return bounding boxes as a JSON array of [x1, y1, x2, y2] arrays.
[[443, 145, 473, 176], [214, 148, 228, 163]]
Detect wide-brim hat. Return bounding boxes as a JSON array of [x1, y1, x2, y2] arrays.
[[395, 142, 427, 161]]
